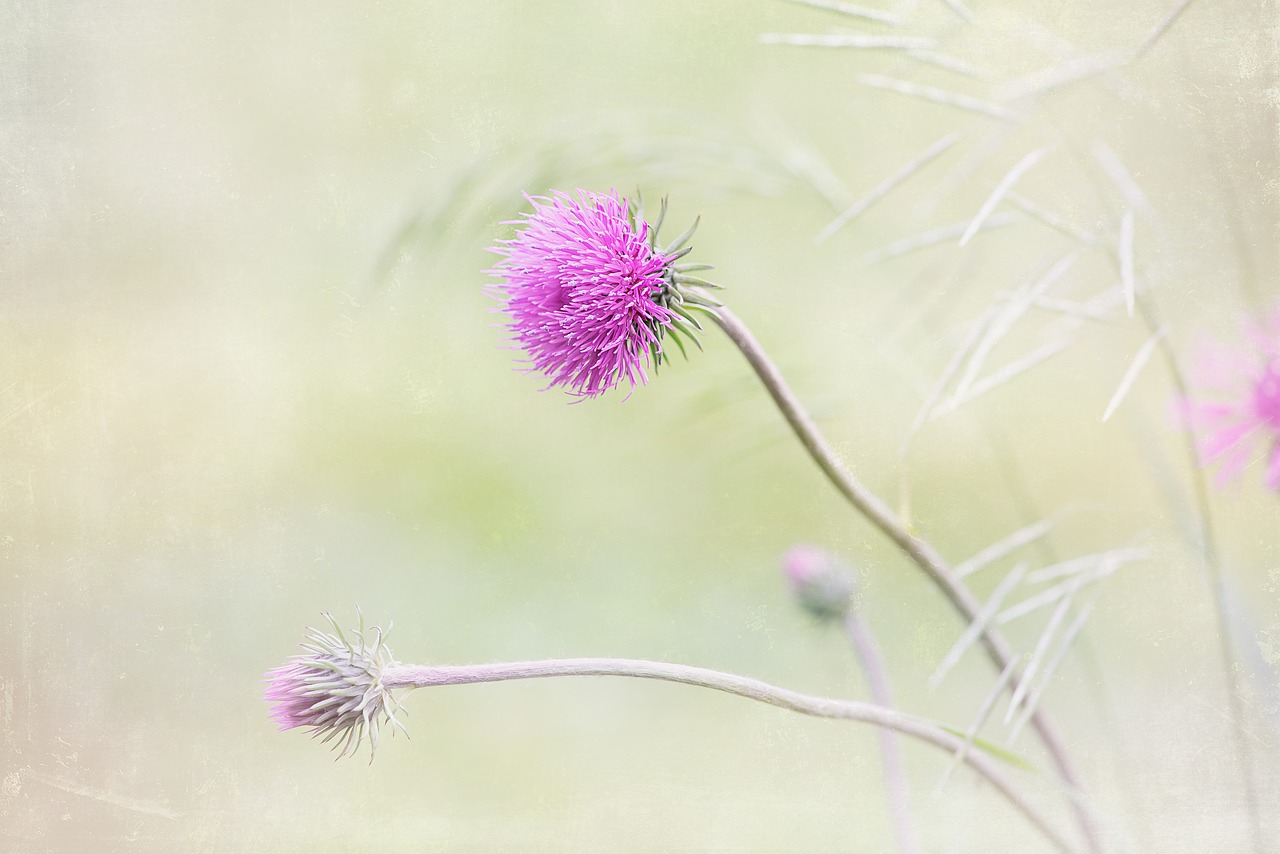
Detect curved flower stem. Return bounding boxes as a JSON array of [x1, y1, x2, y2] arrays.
[[710, 307, 1102, 854], [1134, 295, 1265, 854], [843, 611, 920, 854], [383, 658, 1073, 852]]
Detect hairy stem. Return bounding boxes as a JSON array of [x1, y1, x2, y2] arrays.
[[384, 658, 1072, 852], [843, 611, 920, 854], [710, 307, 1102, 853]]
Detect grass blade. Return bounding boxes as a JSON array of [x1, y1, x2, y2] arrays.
[[1101, 327, 1165, 422], [856, 73, 1024, 122], [959, 148, 1052, 246], [817, 132, 960, 243], [956, 519, 1057, 579], [930, 563, 1029, 690]]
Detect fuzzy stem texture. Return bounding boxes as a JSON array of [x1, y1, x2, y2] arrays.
[[710, 307, 1102, 854], [383, 658, 1073, 852], [843, 611, 920, 854]]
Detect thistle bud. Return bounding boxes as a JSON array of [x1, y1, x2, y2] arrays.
[[781, 544, 857, 620], [264, 612, 405, 760]]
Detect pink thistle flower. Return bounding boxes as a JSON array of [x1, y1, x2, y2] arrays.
[[264, 612, 405, 759], [487, 189, 718, 398], [1182, 307, 1280, 490]]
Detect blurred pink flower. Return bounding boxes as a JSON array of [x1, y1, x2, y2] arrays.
[[487, 190, 686, 399], [1183, 308, 1280, 489]]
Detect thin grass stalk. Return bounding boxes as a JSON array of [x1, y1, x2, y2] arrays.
[[1134, 294, 1266, 854]]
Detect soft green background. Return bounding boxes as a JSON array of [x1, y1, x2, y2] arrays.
[[2, 1, 1278, 851]]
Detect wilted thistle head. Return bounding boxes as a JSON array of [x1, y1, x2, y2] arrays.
[[781, 544, 857, 620], [264, 612, 405, 759], [1182, 307, 1280, 490], [487, 189, 720, 399]]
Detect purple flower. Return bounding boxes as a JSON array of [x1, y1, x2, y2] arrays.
[[1182, 308, 1280, 490], [487, 189, 716, 398], [264, 613, 404, 759]]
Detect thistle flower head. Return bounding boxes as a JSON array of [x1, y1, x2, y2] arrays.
[[487, 189, 720, 399], [781, 544, 857, 620], [264, 612, 405, 760], [1182, 307, 1280, 490]]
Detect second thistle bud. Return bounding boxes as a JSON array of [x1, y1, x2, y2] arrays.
[[781, 544, 857, 620]]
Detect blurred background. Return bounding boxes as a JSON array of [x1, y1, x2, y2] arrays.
[[2, 1, 1278, 851]]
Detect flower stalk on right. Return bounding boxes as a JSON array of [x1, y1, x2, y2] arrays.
[[709, 305, 1108, 853]]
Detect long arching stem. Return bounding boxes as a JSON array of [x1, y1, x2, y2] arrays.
[[710, 307, 1101, 854], [384, 658, 1073, 852]]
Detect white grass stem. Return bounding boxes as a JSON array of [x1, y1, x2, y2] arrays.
[[1006, 192, 1099, 246], [1101, 327, 1165, 422], [950, 250, 1079, 403], [940, 0, 976, 24], [959, 148, 1052, 246], [999, 562, 1119, 625], [1008, 604, 1095, 744], [856, 73, 1023, 122], [860, 211, 1020, 265], [938, 338, 1073, 415], [1090, 140, 1151, 214], [994, 50, 1132, 102], [930, 563, 1030, 690], [1025, 547, 1150, 585], [939, 657, 1020, 789], [1119, 209, 1137, 316], [1006, 585, 1079, 724], [956, 519, 1057, 579], [817, 132, 960, 243], [781, 0, 903, 25], [760, 32, 936, 49], [1134, 0, 1196, 58], [900, 307, 998, 457], [905, 50, 992, 80]]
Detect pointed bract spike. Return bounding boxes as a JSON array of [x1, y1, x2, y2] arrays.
[[682, 303, 722, 320], [682, 291, 724, 309], [666, 325, 690, 360], [671, 304, 705, 332], [674, 275, 721, 290], [663, 217, 700, 255], [652, 195, 668, 243]]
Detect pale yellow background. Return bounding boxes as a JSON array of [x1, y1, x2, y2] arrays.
[[2, 2, 1278, 852]]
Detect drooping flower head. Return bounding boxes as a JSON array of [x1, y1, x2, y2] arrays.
[[781, 544, 857, 620], [1182, 307, 1280, 490], [487, 189, 719, 398], [264, 612, 405, 759]]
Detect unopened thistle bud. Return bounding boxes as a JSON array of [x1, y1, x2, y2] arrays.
[[781, 544, 857, 620], [263, 612, 406, 759]]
